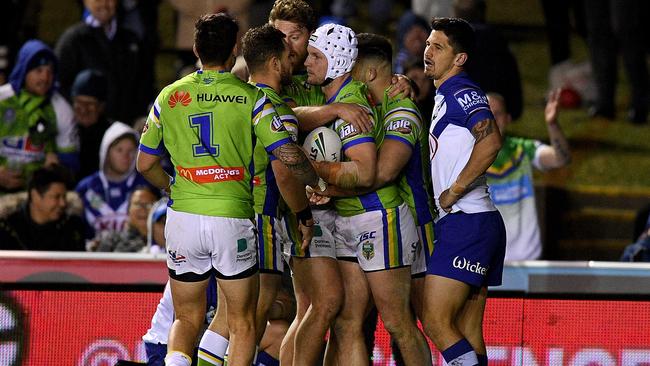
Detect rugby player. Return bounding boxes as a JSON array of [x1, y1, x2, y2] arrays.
[[423, 18, 505, 366], [313, 32, 436, 322], [136, 13, 320, 366], [306, 24, 431, 366]]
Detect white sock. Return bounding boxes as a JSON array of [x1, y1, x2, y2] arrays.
[[198, 329, 229, 365], [165, 351, 191, 366]]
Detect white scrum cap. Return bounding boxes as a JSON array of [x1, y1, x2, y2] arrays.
[[308, 23, 358, 81]]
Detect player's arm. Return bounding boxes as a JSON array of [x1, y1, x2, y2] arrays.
[[317, 139, 412, 198], [136, 151, 171, 193], [439, 118, 502, 212], [312, 141, 377, 190], [294, 103, 373, 133], [269, 143, 318, 249], [537, 88, 571, 169], [270, 142, 320, 189]]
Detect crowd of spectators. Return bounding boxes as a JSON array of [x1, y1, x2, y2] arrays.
[[0, 0, 647, 260]]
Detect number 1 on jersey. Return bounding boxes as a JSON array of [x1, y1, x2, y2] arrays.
[[189, 112, 220, 157]]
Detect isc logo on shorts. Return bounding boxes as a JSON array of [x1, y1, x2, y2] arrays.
[[358, 231, 376, 242], [452, 256, 488, 275]]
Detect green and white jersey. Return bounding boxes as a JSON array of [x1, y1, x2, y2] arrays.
[[282, 74, 325, 107], [252, 82, 299, 218], [330, 77, 402, 217], [139, 70, 292, 218], [0, 87, 57, 183], [376, 90, 435, 226], [486, 135, 543, 260]]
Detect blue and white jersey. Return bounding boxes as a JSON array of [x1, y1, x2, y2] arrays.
[[428, 72, 497, 220], [76, 171, 151, 239]]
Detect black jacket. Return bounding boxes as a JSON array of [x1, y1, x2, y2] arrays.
[[0, 203, 85, 251], [55, 22, 153, 124]]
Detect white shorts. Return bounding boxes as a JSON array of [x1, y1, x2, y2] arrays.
[[334, 203, 418, 271], [165, 208, 258, 281], [411, 221, 434, 276], [281, 208, 337, 260]]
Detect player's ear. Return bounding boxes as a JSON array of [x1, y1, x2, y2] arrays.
[[367, 67, 377, 83], [271, 56, 281, 73], [455, 52, 468, 67]]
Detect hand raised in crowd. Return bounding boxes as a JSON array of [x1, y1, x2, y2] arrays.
[[545, 88, 561, 125], [389, 74, 416, 99]]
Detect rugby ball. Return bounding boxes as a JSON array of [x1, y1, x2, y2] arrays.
[[303, 127, 341, 162]]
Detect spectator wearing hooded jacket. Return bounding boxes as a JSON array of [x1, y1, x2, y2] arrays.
[[0, 39, 77, 193], [75, 121, 151, 240]]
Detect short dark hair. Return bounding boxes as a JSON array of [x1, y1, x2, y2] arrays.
[[356, 33, 393, 65], [430, 17, 475, 56], [268, 0, 318, 32], [194, 13, 239, 66], [27, 164, 70, 201], [242, 24, 287, 74]]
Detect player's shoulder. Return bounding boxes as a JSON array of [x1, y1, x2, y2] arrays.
[[439, 73, 489, 114]]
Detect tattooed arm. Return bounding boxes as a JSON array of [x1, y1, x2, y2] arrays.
[[270, 142, 319, 249], [438, 118, 502, 212], [270, 142, 320, 189], [537, 88, 571, 169]]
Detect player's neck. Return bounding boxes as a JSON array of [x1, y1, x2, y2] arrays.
[[322, 73, 350, 100], [434, 67, 463, 89], [202, 65, 229, 72], [369, 74, 392, 105], [250, 73, 281, 93]]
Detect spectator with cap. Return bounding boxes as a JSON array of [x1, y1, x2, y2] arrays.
[[0, 164, 85, 251], [0, 39, 78, 193], [71, 68, 112, 181]]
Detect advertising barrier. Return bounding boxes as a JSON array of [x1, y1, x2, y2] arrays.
[[1, 252, 650, 365]]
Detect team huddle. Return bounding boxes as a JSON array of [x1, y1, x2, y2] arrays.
[[136, 1, 506, 366]]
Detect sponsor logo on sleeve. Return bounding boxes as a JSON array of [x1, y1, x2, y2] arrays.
[[453, 88, 489, 114], [338, 124, 358, 140], [386, 119, 412, 134], [270, 115, 287, 132]]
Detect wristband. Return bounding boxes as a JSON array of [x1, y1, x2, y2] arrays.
[[296, 207, 313, 226]]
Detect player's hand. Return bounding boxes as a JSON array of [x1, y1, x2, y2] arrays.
[[334, 102, 372, 133], [438, 188, 459, 213], [389, 74, 416, 100], [298, 219, 314, 251], [0, 166, 24, 190], [306, 185, 331, 205], [545, 88, 561, 125]]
